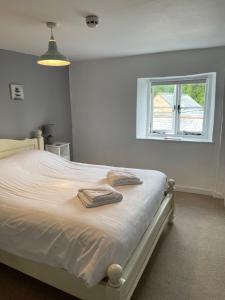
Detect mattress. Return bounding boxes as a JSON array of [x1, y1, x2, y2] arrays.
[[0, 150, 167, 287]]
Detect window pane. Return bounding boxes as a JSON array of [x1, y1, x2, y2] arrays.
[[179, 83, 206, 134], [151, 85, 175, 133]]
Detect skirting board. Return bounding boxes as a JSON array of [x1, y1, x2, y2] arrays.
[[176, 184, 224, 199]]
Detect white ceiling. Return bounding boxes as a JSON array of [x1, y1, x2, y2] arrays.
[[0, 0, 225, 61]]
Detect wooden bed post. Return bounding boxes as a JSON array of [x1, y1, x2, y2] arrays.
[[107, 264, 125, 288], [167, 179, 175, 224], [34, 129, 44, 151], [106, 264, 125, 300]]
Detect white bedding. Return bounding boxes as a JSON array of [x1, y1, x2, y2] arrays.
[[0, 150, 167, 287]]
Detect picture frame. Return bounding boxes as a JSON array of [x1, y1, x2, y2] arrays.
[[10, 83, 24, 101]]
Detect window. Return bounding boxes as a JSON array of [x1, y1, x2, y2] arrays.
[[136, 73, 216, 142]]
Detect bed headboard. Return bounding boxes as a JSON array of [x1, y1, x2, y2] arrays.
[[0, 132, 44, 159]]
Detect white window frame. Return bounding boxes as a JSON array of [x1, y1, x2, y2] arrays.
[[136, 73, 216, 142]]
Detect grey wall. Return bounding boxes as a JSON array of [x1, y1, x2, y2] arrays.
[[0, 49, 72, 143], [69, 47, 225, 197]]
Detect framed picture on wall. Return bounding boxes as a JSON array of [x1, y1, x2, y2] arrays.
[[10, 83, 24, 101]]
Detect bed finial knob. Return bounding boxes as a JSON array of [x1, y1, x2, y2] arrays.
[[34, 129, 43, 138], [167, 179, 175, 193], [107, 264, 124, 288], [33, 129, 44, 150]]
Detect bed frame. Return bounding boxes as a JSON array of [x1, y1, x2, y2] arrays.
[[0, 132, 44, 159], [0, 135, 175, 300]]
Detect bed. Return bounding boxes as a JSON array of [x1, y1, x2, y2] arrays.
[[0, 134, 175, 300]]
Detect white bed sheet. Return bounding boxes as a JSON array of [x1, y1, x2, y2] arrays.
[[0, 150, 167, 287]]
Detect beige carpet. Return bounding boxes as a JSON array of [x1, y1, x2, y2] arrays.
[[0, 192, 225, 300]]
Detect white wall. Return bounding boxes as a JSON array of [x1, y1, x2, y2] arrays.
[[69, 47, 225, 197]]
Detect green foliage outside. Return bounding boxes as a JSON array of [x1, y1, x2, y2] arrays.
[[153, 84, 205, 106], [181, 84, 205, 106]]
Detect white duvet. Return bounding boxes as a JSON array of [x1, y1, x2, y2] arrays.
[[0, 150, 167, 287]]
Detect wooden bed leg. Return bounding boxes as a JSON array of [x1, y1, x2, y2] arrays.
[[168, 207, 175, 224], [167, 179, 175, 225]]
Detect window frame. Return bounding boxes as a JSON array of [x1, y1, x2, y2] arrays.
[[136, 73, 216, 143]]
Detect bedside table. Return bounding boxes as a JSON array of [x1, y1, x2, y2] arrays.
[[45, 142, 70, 160]]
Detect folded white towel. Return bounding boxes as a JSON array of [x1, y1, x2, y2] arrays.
[[78, 185, 123, 208], [107, 170, 143, 186]]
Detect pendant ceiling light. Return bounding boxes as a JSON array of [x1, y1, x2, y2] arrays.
[[37, 22, 70, 67]]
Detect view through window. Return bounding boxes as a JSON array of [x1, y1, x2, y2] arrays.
[[136, 73, 216, 142], [151, 82, 206, 135]]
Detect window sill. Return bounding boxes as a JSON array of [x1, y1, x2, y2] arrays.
[[136, 136, 213, 143]]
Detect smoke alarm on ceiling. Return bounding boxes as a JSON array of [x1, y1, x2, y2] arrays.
[[86, 15, 99, 28]]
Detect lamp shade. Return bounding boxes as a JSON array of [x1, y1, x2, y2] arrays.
[[37, 39, 70, 67]]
